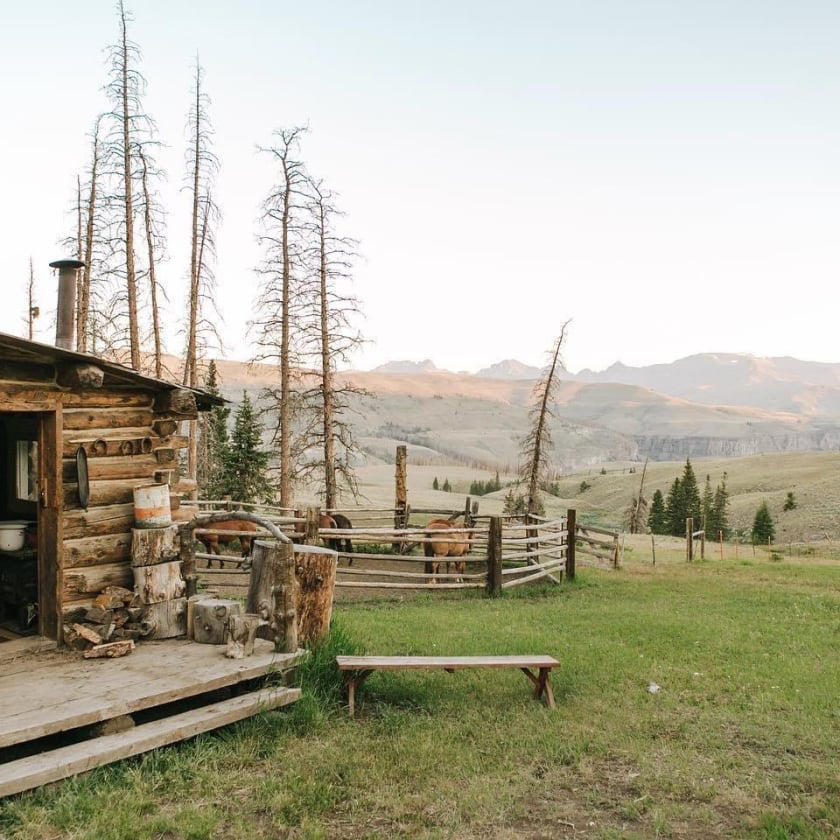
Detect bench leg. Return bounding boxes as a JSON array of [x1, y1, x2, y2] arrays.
[[344, 670, 373, 718], [538, 667, 556, 709], [520, 667, 556, 709]]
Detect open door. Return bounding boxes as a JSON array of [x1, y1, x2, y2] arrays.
[[0, 411, 60, 641]]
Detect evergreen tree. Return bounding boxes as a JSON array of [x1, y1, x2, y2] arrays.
[[681, 458, 701, 525], [432, 477, 439, 490], [711, 476, 730, 539], [196, 360, 230, 499], [783, 491, 797, 511], [701, 475, 714, 531], [665, 477, 683, 536], [442, 478, 451, 492], [648, 489, 667, 534], [223, 392, 273, 504], [503, 489, 527, 517], [752, 501, 775, 544]]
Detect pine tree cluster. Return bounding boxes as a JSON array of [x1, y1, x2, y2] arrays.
[[197, 374, 274, 504], [648, 459, 730, 538], [469, 472, 503, 496]]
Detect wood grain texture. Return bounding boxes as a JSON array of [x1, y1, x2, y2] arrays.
[[0, 686, 301, 797]]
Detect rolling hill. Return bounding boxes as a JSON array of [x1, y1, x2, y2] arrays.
[[204, 354, 840, 469]]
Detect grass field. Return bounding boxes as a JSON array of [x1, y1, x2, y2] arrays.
[[1, 546, 839, 839], [317, 451, 840, 545]]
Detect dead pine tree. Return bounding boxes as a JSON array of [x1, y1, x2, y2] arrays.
[[624, 457, 649, 534], [182, 56, 221, 494], [101, 0, 157, 369], [296, 177, 367, 507], [78, 117, 102, 353], [253, 127, 310, 508], [137, 146, 166, 379], [520, 322, 571, 515], [26, 259, 39, 340]]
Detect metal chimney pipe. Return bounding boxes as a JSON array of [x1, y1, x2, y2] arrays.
[[49, 258, 84, 351]]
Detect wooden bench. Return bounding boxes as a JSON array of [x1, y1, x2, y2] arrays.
[[336, 655, 559, 717]]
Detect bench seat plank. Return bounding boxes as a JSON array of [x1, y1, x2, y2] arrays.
[[337, 655, 559, 671], [337, 655, 559, 716]]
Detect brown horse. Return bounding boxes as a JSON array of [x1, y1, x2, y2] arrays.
[[196, 520, 259, 568], [424, 518, 472, 583], [293, 513, 354, 564], [328, 513, 354, 565]]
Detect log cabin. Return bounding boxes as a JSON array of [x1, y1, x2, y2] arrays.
[[0, 329, 221, 644]]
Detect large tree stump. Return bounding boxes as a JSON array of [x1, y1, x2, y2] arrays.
[[132, 560, 186, 604], [131, 525, 180, 566], [224, 614, 260, 659], [192, 598, 241, 645], [246, 540, 298, 652], [140, 598, 187, 640], [294, 545, 338, 646]]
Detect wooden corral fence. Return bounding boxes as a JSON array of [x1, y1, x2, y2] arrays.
[[327, 513, 570, 592], [187, 502, 575, 595], [572, 511, 622, 569]]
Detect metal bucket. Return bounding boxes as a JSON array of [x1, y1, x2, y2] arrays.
[[133, 483, 172, 529]]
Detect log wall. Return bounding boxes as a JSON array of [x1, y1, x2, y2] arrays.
[[57, 389, 195, 622]]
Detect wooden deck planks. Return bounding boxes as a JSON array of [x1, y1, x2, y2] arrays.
[[0, 639, 298, 748], [0, 686, 301, 798]]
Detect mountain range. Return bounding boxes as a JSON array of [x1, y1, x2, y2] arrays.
[[206, 352, 840, 468]]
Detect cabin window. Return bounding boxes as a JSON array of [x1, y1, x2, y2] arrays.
[[16, 440, 38, 502]]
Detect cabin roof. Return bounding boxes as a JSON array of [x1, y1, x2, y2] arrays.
[[0, 332, 224, 409]]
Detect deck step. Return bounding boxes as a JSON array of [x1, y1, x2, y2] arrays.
[[0, 686, 301, 798]]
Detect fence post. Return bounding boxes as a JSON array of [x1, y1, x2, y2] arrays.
[[394, 445, 407, 551], [566, 508, 576, 581], [701, 515, 706, 560], [686, 517, 693, 562], [486, 515, 503, 596], [464, 496, 472, 527], [223, 494, 232, 512], [305, 506, 321, 546]]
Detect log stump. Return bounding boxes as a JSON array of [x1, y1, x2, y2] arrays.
[[246, 541, 297, 652], [140, 598, 186, 640], [224, 613, 261, 659], [294, 545, 338, 646], [132, 560, 186, 604], [192, 598, 241, 645], [131, 525, 180, 566]]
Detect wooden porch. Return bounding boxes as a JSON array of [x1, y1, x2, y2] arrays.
[[0, 637, 301, 798]]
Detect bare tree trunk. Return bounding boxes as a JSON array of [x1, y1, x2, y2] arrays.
[[78, 119, 100, 354], [119, 2, 140, 370], [632, 457, 649, 533], [139, 148, 162, 379], [183, 60, 201, 391], [318, 209, 337, 508], [27, 258, 36, 341], [279, 171, 292, 508], [523, 322, 570, 515]]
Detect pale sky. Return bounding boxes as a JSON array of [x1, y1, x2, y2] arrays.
[[2, 1, 839, 374]]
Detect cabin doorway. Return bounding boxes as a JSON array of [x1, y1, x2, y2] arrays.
[[0, 411, 59, 641]]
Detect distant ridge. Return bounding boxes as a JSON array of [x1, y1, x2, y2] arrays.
[[371, 359, 440, 374], [475, 359, 542, 380], [575, 352, 840, 414]]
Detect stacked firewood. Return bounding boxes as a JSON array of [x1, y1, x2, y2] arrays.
[[131, 523, 187, 639], [62, 585, 145, 655]]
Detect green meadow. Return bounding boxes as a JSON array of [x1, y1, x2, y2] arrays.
[[2, 546, 839, 839]]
